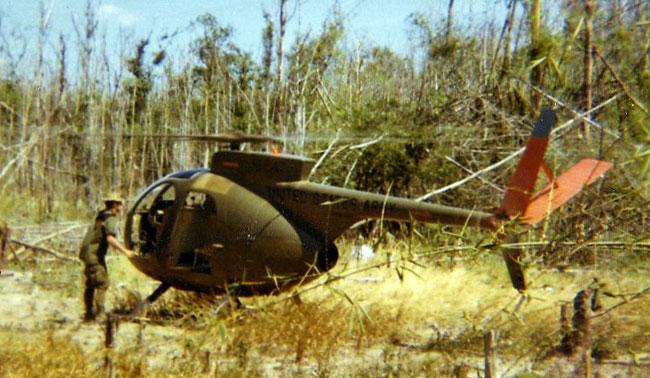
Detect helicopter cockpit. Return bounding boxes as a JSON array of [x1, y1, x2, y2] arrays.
[[129, 181, 176, 255], [127, 169, 208, 257]]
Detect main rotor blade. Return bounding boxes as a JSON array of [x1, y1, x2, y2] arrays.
[[125, 133, 285, 144]]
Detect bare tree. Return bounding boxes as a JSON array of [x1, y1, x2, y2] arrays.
[[583, 0, 595, 141], [529, 0, 543, 116], [499, 0, 518, 79], [275, 0, 289, 138], [72, 0, 98, 97], [72, 0, 98, 203], [446, 0, 455, 43], [276, 0, 288, 89]]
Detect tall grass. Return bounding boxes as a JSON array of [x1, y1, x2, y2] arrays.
[[1, 2, 650, 376], [2, 248, 650, 377]]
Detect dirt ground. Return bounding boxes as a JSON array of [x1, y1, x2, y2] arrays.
[[2, 222, 650, 377], [2, 260, 650, 377]]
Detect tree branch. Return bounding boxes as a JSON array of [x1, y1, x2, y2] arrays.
[[416, 95, 620, 201]]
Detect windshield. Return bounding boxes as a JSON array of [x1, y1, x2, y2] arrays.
[[129, 182, 176, 255]]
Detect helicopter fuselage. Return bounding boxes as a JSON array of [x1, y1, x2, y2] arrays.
[[122, 110, 613, 296], [125, 151, 498, 295], [126, 170, 339, 295]]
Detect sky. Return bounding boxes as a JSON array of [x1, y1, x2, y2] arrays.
[[0, 0, 522, 77]]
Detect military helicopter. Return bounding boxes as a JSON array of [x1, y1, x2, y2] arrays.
[[123, 109, 612, 307]]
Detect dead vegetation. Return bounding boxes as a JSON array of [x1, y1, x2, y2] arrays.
[[1, 235, 650, 377], [1, 0, 649, 376]]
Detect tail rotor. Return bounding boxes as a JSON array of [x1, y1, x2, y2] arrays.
[[496, 108, 613, 291]]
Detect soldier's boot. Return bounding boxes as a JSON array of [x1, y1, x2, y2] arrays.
[[83, 287, 96, 322]]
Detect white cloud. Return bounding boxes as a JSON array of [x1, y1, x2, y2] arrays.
[[98, 4, 139, 27]]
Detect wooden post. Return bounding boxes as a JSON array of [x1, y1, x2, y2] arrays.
[[484, 330, 497, 378], [572, 289, 592, 352], [104, 313, 116, 348], [560, 288, 596, 358], [502, 248, 527, 291], [104, 313, 118, 378], [573, 289, 593, 376], [0, 220, 8, 267], [202, 350, 211, 374], [559, 303, 571, 354], [136, 321, 145, 345]]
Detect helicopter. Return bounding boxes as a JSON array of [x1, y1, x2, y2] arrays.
[[123, 108, 612, 307]]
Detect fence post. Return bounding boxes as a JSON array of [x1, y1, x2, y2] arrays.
[[559, 303, 571, 353], [484, 330, 497, 378], [202, 350, 211, 374], [572, 289, 593, 352], [104, 313, 119, 378]]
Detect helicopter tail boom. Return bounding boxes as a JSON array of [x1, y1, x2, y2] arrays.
[[271, 181, 500, 241]]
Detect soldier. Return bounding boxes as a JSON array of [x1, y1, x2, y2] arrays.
[[79, 193, 134, 322]]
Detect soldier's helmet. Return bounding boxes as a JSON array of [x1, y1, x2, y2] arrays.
[[103, 192, 124, 204]]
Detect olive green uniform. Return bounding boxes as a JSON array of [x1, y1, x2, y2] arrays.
[[79, 209, 118, 320]]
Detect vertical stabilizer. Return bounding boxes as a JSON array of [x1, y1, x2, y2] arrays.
[[497, 108, 613, 291], [501, 108, 557, 218]]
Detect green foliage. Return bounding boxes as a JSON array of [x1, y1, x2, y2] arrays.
[[2, 5, 650, 375], [351, 142, 422, 195], [286, 16, 345, 106], [190, 13, 256, 132], [0, 79, 22, 128], [124, 38, 154, 125], [0, 4, 648, 240]]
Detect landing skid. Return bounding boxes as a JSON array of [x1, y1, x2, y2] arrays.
[[129, 282, 171, 319], [212, 293, 242, 316]]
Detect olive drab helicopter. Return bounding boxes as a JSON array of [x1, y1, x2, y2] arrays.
[[123, 108, 612, 308]]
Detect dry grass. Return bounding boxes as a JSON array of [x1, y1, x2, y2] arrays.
[[2, 243, 650, 377], [0, 331, 93, 377]]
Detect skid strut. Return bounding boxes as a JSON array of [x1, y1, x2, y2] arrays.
[[130, 282, 171, 319]]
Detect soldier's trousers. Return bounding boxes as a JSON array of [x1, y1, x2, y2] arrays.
[[83, 263, 109, 319]]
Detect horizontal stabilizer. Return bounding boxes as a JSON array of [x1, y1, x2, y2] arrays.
[[520, 159, 613, 225]]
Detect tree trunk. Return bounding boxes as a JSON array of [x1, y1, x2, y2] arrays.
[[446, 0, 455, 43], [275, 0, 289, 137], [529, 0, 543, 116], [276, 0, 288, 88], [500, 0, 518, 80], [583, 0, 595, 141]]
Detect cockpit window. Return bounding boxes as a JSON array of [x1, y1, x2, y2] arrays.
[[131, 182, 177, 255], [184, 191, 216, 213], [137, 183, 175, 211]]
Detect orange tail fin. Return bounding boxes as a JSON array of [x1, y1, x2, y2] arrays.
[[520, 159, 612, 224], [501, 108, 557, 218], [500, 108, 613, 224], [497, 108, 612, 292]]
